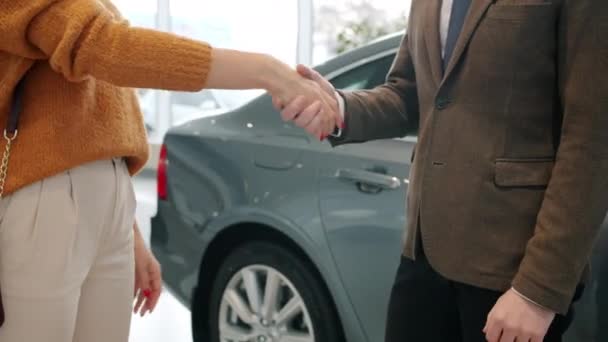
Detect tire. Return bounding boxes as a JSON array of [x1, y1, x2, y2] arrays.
[[208, 241, 342, 342]]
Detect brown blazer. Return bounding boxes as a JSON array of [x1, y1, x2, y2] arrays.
[[331, 0, 608, 314]]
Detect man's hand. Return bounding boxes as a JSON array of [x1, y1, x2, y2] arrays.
[[484, 289, 555, 342], [295, 64, 336, 99], [273, 64, 343, 140]]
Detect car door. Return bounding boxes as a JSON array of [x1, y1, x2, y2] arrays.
[[563, 217, 608, 342], [317, 52, 417, 342]]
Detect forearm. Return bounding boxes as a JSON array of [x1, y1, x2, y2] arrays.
[[334, 86, 417, 144], [205, 48, 299, 94]]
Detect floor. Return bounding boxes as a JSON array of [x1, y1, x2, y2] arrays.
[[129, 174, 193, 342]]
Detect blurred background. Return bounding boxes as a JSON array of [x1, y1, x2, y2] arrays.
[[118, 1, 411, 341], [113, 0, 409, 145]]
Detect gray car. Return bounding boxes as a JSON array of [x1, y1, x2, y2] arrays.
[[150, 32, 608, 342]]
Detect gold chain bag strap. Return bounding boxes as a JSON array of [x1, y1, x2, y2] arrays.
[[0, 77, 24, 327], [0, 78, 23, 198]]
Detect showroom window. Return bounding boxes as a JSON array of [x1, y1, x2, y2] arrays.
[[113, 0, 301, 142], [167, 0, 300, 129], [110, 0, 409, 143]]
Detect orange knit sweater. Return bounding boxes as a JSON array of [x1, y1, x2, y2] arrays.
[[0, 0, 213, 195]]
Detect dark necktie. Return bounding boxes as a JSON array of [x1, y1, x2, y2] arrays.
[[443, 0, 472, 71]]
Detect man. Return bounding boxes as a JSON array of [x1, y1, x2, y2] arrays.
[[275, 0, 608, 341]]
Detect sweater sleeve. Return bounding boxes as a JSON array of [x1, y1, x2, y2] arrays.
[[0, 0, 212, 91]]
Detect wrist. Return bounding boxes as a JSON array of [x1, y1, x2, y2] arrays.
[[258, 54, 297, 97], [510, 287, 553, 313], [133, 224, 146, 248]]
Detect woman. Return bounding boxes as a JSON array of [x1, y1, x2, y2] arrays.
[[0, 0, 341, 341]]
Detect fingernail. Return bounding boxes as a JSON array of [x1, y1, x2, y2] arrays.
[[143, 289, 152, 298]]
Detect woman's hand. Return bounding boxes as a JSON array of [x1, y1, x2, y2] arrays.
[[274, 76, 342, 140], [274, 64, 344, 139], [262, 58, 342, 140], [133, 223, 162, 317], [203, 49, 341, 139]]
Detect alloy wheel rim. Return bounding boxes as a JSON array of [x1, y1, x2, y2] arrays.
[[218, 265, 315, 342]]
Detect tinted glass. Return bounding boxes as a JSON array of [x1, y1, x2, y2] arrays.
[[329, 54, 395, 90]]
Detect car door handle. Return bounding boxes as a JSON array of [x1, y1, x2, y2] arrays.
[[336, 168, 401, 191]]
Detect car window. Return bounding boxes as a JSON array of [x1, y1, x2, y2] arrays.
[[329, 53, 418, 140], [329, 54, 396, 90]]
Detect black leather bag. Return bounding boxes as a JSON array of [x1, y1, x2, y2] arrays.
[[0, 77, 25, 327]]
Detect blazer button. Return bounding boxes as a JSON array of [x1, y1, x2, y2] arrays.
[[435, 97, 451, 110]]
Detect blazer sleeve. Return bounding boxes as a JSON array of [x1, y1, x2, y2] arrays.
[[0, 0, 212, 91], [511, 0, 608, 314], [329, 33, 420, 146]]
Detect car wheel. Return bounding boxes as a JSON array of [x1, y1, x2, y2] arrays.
[[209, 241, 342, 342]]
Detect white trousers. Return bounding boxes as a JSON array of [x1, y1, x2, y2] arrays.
[[0, 158, 136, 342]]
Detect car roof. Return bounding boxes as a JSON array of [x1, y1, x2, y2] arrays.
[[314, 31, 404, 77], [169, 31, 405, 129]]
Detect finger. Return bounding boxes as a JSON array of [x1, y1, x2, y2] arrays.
[[281, 95, 308, 122], [484, 319, 502, 342], [320, 97, 339, 136], [140, 296, 150, 317], [146, 284, 162, 314], [298, 64, 325, 87], [320, 108, 333, 138], [146, 265, 163, 314], [296, 64, 315, 80], [516, 330, 533, 342], [141, 288, 153, 317], [134, 279, 141, 298], [498, 328, 516, 342], [294, 101, 322, 128], [319, 90, 342, 129], [134, 290, 146, 315], [136, 269, 151, 316], [298, 64, 337, 97], [324, 102, 337, 136], [305, 109, 326, 139], [330, 107, 343, 132], [272, 97, 284, 111]]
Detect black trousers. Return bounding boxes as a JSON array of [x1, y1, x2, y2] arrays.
[[385, 253, 578, 342]]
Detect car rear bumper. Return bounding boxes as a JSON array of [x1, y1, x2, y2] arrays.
[[151, 201, 207, 308]]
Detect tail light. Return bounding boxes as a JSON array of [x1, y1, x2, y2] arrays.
[[157, 144, 168, 201]]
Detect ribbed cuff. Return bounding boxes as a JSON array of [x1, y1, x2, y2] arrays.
[[330, 91, 345, 138], [138, 32, 213, 91]]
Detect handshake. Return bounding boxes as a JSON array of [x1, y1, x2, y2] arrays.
[[269, 65, 344, 141]]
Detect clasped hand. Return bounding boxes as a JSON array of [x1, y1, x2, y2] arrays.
[[271, 65, 343, 140]]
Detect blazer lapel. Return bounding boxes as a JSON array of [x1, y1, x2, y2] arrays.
[[442, 0, 493, 84], [424, 0, 443, 87]]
